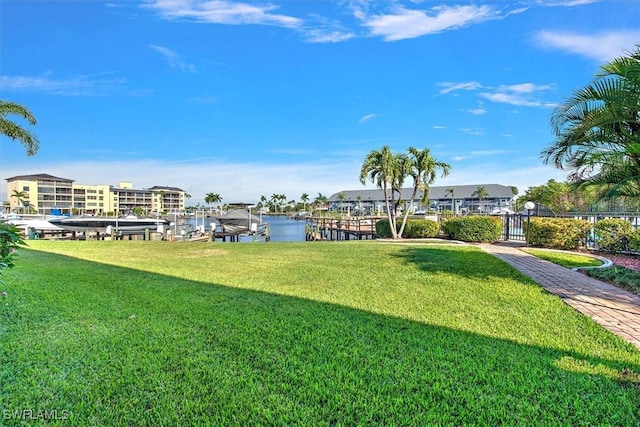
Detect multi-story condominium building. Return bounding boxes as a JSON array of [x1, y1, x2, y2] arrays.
[[328, 184, 515, 215], [5, 173, 74, 214], [73, 183, 112, 213], [5, 173, 186, 215]]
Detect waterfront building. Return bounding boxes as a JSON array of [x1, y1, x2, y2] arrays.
[[5, 173, 186, 215], [328, 184, 515, 214]]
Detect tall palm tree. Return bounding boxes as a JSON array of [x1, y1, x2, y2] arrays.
[[397, 147, 450, 237], [300, 193, 309, 212], [258, 195, 268, 212], [269, 194, 279, 213], [541, 45, 640, 199], [204, 193, 222, 214], [445, 188, 455, 213], [472, 186, 489, 213], [0, 100, 39, 156], [337, 192, 346, 214], [313, 193, 328, 213], [359, 145, 406, 238]]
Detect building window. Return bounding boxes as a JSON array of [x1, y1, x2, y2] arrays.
[[22, 186, 29, 191]]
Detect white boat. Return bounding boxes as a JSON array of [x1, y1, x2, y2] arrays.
[[216, 209, 262, 231], [48, 215, 168, 234], [1, 214, 65, 233]]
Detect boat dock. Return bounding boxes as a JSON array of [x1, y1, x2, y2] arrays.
[[183, 223, 271, 242], [304, 217, 379, 241]]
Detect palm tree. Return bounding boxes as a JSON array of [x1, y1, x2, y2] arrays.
[[10, 190, 28, 213], [0, 100, 39, 156], [300, 193, 309, 212], [279, 194, 287, 213], [313, 193, 328, 213], [445, 188, 455, 213], [541, 45, 640, 199], [337, 192, 346, 214], [359, 145, 406, 239], [269, 194, 279, 213], [397, 147, 450, 237], [472, 186, 489, 213], [258, 195, 268, 212], [204, 193, 222, 214]]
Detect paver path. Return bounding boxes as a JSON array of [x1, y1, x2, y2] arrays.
[[480, 242, 640, 350]]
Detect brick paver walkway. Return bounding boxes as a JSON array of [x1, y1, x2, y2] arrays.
[[480, 242, 640, 350]]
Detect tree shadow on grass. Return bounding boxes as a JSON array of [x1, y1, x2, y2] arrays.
[[391, 244, 539, 284], [1, 249, 640, 425]]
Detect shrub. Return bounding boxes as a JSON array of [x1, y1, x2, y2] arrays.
[[0, 221, 25, 277], [441, 216, 502, 243], [524, 218, 590, 250], [585, 266, 640, 295], [627, 229, 640, 252], [375, 219, 394, 238], [593, 218, 632, 253], [403, 219, 440, 238], [375, 219, 440, 238]]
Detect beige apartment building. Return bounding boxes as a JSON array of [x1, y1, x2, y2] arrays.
[[5, 173, 186, 215]]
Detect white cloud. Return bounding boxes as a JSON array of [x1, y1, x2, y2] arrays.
[[358, 113, 380, 124], [450, 149, 509, 162], [460, 128, 484, 136], [536, 0, 600, 6], [479, 83, 556, 107], [361, 5, 496, 41], [439, 81, 556, 107], [0, 156, 568, 206], [437, 164, 568, 193], [149, 44, 197, 72], [305, 29, 355, 43], [471, 150, 509, 156], [534, 30, 640, 62], [0, 73, 126, 96], [0, 158, 362, 206], [438, 81, 483, 95], [143, 0, 302, 28]]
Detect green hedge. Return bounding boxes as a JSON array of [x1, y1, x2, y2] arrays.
[[403, 219, 440, 238], [375, 219, 440, 238], [593, 218, 633, 252], [441, 216, 502, 243], [375, 219, 393, 238], [524, 218, 590, 250]]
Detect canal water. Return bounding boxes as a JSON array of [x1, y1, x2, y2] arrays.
[[263, 215, 307, 242], [181, 214, 307, 242]]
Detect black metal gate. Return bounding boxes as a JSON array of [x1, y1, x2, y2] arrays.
[[501, 214, 526, 242]]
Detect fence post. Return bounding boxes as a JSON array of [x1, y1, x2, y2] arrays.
[[503, 214, 510, 241]]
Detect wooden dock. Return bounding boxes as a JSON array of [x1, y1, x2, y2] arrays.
[[304, 217, 380, 241], [185, 223, 271, 242]]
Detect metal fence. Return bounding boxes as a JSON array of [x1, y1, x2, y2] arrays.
[[499, 212, 640, 244]]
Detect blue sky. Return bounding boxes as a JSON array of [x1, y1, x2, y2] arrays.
[[1, 0, 639, 205]]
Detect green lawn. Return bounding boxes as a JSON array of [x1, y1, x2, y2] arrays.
[[522, 248, 604, 269], [1, 241, 639, 425]]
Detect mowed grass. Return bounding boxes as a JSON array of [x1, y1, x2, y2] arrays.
[[1, 241, 639, 425], [522, 248, 604, 269]]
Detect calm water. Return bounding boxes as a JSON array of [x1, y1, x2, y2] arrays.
[[181, 214, 306, 242], [262, 215, 307, 242]]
